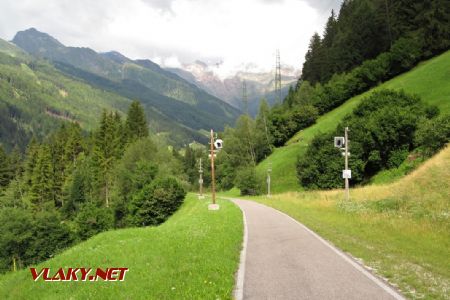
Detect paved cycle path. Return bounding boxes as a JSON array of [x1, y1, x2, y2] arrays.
[[231, 199, 404, 300]]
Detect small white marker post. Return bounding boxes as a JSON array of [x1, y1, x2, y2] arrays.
[[344, 127, 350, 201], [335, 128, 351, 201], [267, 162, 272, 198], [198, 158, 204, 199]]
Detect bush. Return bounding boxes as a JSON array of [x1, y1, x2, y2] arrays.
[[389, 36, 423, 76], [75, 202, 114, 240], [0, 208, 33, 273], [27, 211, 74, 264], [415, 114, 450, 157], [235, 167, 262, 196], [297, 90, 436, 189], [129, 177, 186, 226]]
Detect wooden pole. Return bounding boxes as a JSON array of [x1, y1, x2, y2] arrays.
[[210, 129, 216, 205], [344, 127, 350, 201]]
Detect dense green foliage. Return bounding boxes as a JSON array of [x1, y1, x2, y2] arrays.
[[130, 177, 186, 226], [296, 90, 440, 189], [414, 114, 450, 157], [215, 104, 273, 191], [302, 0, 450, 84], [0, 102, 189, 273], [235, 166, 263, 196]]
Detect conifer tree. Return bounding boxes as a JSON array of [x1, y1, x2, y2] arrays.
[[93, 111, 125, 207], [126, 101, 148, 142], [0, 145, 11, 189], [30, 145, 55, 210], [23, 137, 39, 189], [64, 123, 85, 164]]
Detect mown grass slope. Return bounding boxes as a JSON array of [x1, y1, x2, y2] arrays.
[[256, 50, 450, 193], [0, 195, 243, 299], [250, 145, 450, 299]]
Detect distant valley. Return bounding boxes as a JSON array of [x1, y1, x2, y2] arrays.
[[166, 60, 297, 115]]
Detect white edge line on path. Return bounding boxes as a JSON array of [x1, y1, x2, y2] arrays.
[[266, 203, 405, 300], [233, 205, 248, 300]]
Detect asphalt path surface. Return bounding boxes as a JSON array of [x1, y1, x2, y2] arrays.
[[231, 199, 405, 300]]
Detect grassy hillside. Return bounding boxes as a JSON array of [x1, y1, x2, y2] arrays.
[[0, 40, 215, 150], [0, 195, 243, 299], [248, 145, 450, 299], [256, 50, 450, 193], [0, 51, 132, 151], [12, 29, 240, 130]]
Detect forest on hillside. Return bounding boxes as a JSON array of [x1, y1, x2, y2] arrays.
[[0, 102, 198, 273], [213, 0, 450, 194]]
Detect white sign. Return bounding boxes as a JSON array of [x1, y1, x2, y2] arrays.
[[214, 139, 223, 149], [342, 169, 352, 179], [334, 137, 345, 148], [198, 178, 203, 184]]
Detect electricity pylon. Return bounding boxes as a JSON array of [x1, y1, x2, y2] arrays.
[[274, 49, 282, 103], [242, 80, 248, 115]]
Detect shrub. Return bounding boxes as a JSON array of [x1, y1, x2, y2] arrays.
[[415, 114, 450, 157], [235, 166, 263, 196], [297, 90, 437, 189], [130, 177, 186, 226], [75, 202, 114, 240], [27, 211, 74, 264]]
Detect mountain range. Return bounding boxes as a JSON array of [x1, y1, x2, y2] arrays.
[[0, 28, 246, 149], [166, 60, 297, 115]]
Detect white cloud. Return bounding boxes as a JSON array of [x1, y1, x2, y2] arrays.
[[0, 0, 340, 78]]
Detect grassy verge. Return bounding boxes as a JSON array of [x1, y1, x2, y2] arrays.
[[0, 194, 243, 299], [247, 146, 450, 299], [256, 50, 450, 193]]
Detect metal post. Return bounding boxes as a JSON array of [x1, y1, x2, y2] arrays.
[[210, 129, 216, 205], [198, 158, 204, 199], [344, 127, 350, 201], [267, 163, 272, 197]]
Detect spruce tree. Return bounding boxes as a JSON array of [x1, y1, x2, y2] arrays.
[[64, 123, 84, 164], [23, 137, 39, 189], [93, 111, 125, 207], [30, 145, 55, 211], [0, 145, 11, 189], [126, 101, 148, 142]]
